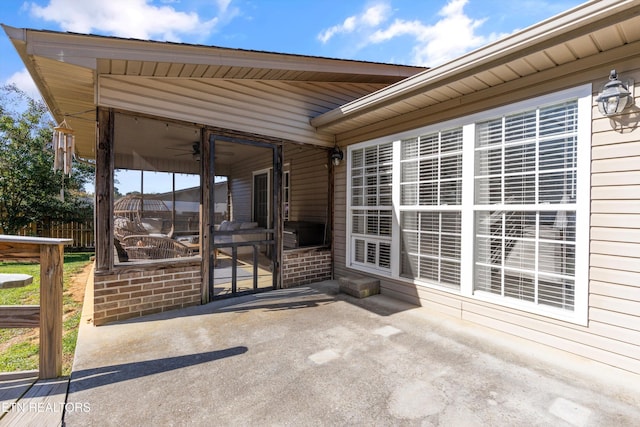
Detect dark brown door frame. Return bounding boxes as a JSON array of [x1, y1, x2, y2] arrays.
[[204, 133, 282, 302]]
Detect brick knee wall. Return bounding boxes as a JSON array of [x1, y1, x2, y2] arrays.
[[93, 262, 201, 325], [282, 248, 332, 288]]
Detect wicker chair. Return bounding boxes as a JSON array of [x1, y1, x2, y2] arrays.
[[114, 216, 148, 241], [121, 235, 195, 260]]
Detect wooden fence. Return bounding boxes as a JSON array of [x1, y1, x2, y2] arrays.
[[14, 221, 94, 249]]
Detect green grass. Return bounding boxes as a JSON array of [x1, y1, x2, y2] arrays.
[[0, 252, 93, 376], [0, 341, 39, 371]]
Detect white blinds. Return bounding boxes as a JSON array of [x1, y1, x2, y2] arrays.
[[401, 129, 463, 206], [474, 101, 578, 310], [399, 128, 463, 289], [475, 101, 578, 206], [351, 142, 393, 271]]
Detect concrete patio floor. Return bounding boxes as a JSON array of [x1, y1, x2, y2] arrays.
[[64, 281, 640, 426]]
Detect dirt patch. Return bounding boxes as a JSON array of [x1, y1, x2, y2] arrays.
[[66, 262, 92, 305]]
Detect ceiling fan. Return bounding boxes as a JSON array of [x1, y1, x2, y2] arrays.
[[166, 141, 234, 161], [167, 141, 200, 160]]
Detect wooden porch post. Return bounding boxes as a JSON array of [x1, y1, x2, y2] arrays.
[[273, 144, 283, 289], [95, 107, 115, 271], [0, 236, 71, 379], [201, 131, 212, 303], [39, 243, 64, 379]]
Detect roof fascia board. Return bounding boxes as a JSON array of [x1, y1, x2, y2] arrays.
[[1, 24, 64, 122], [311, 0, 640, 129], [3, 25, 421, 77], [336, 39, 640, 145]]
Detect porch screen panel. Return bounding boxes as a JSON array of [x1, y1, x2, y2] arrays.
[[350, 143, 393, 270], [474, 101, 577, 311], [399, 128, 462, 289]]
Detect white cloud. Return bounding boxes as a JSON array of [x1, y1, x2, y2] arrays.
[[318, 3, 392, 44], [28, 0, 237, 42], [407, 0, 497, 66], [319, 0, 507, 67], [4, 68, 41, 101]]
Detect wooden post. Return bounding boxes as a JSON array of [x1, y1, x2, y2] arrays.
[[95, 107, 114, 271], [39, 243, 64, 379], [0, 235, 70, 380], [273, 144, 282, 290], [202, 132, 213, 304]]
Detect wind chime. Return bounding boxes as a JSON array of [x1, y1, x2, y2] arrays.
[[52, 118, 75, 176], [52, 119, 75, 202]]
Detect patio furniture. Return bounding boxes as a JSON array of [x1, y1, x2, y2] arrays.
[[113, 216, 148, 241], [121, 235, 195, 260], [215, 221, 264, 256], [114, 194, 173, 236]]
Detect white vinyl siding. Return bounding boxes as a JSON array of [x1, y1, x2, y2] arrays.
[[346, 85, 590, 324]]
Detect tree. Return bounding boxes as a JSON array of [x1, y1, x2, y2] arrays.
[[0, 84, 94, 235]]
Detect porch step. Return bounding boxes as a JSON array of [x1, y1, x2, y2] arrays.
[[338, 277, 380, 298]]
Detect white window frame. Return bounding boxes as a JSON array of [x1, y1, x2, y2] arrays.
[[347, 143, 393, 273], [397, 128, 464, 289], [283, 166, 290, 221], [252, 168, 271, 227], [346, 84, 591, 325]]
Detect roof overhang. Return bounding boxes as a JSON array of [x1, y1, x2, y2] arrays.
[[2, 25, 425, 160], [311, 0, 640, 139]]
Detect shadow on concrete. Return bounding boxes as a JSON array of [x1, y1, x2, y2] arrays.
[[107, 285, 339, 325], [339, 292, 419, 317], [98, 281, 418, 329], [69, 347, 247, 392]]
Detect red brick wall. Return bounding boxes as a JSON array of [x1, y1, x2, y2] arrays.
[[282, 248, 332, 288], [92, 250, 331, 324], [93, 262, 201, 325]]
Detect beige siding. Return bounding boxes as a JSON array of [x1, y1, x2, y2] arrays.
[[99, 76, 386, 147], [225, 143, 330, 225], [228, 147, 272, 223], [332, 67, 640, 374], [590, 66, 640, 371], [284, 145, 330, 223]]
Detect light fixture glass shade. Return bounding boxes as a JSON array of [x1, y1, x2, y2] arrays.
[[596, 70, 632, 116], [331, 147, 344, 166]]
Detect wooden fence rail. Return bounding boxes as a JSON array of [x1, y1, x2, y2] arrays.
[[0, 235, 72, 379], [13, 221, 94, 249]]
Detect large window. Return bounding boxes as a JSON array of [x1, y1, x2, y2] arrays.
[[474, 102, 578, 310], [347, 86, 589, 323], [113, 170, 201, 263], [399, 129, 463, 289], [350, 143, 393, 271]]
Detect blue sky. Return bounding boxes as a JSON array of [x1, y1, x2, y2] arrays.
[[2, 0, 586, 99], [1, 0, 585, 194]]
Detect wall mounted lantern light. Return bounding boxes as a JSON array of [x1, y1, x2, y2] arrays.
[[596, 70, 634, 116], [331, 146, 344, 166]]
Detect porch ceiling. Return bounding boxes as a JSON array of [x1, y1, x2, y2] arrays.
[[2, 25, 425, 161], [311, 0, 640, 139]]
